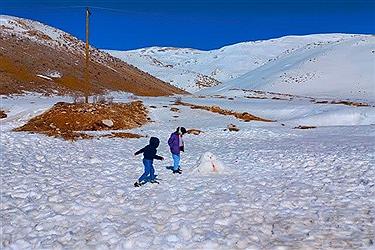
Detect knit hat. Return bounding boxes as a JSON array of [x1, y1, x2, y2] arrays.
[[177, 127, 187, 135], [180, 127, 187, 135]]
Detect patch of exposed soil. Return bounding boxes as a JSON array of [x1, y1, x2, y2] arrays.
[[187, 128, 203, 135], [329, 100, 369, 107], [101, 132, 143, 139], [294, 125, 317, 129], [175, 101, 274, 122], [14, 101, 148, 140], [226, 124, 240, 132], [195, 74, 221, 89], [0, 110, 7, 118], [314, 100, 329, 104], [312, 99, 370, 107], [170, 107, 180, 112]]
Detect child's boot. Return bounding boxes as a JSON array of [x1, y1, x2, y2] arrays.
[[173, 169, 182, 174], [134, 181, 141, 187]]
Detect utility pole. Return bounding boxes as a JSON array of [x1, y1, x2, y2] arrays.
[[85, 7, 91, 103]]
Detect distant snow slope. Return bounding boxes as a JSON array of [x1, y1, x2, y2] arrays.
[[204, 35, 375, 101], [105, 34, 356, 92]]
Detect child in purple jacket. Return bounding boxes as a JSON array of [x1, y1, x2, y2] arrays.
[[168, 127, 187, 174]]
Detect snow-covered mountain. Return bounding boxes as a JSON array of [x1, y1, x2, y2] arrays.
[[203, 35, 375, 101], [106, 34, 374, 101], [0, 15, 184, 96], [106, 35, 359, 88]]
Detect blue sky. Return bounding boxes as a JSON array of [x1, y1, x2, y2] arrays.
[[1, 0, 374, 50]]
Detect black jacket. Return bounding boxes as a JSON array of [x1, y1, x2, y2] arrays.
[[135, 137, 163, 161]]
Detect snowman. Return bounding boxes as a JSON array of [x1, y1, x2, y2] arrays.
[[195, 152, 225, 174]]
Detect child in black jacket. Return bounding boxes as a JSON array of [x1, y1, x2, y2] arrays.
[[134, 137, 164, 187]]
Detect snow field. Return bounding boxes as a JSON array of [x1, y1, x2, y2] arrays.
[[176, 96, 375, 127], [1, 95, 374, 249]]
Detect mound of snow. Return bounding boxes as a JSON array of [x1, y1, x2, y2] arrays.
[[194, 152, 226, 174]]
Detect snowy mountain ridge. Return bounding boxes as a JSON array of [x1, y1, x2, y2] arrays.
[[203, 35, 375, 101], [105, 34, 360, 91], [106, 33, 374, 102]]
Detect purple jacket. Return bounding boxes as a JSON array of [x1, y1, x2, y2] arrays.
[[168, 132, 181, 155]]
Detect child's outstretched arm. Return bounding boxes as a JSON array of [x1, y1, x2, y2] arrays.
[[154, 155, 164, 160], [134, 147, 145, 156]]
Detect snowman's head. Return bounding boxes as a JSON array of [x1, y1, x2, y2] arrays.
[[196, 151, 225, 174], [204, 152, 214, 160]]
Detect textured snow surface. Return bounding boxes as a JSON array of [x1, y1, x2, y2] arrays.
[[1, 94, 374, 249]]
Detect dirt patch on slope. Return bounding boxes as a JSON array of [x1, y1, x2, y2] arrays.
[[101, 132, 143, 139], [294, 125, 317, 129], [329, 100, 369, 107], [195, 74, 221, 89], [175, 101, 274, 122], [0, 110, 7, 118], [14, 101, 148, 140], [187, 128, 203, 135]]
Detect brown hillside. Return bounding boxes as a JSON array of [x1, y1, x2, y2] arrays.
[[0, 16, 186, 96]]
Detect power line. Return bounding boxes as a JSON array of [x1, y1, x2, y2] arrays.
[[0, 4, 176, 19], [0, 4, 150, 14]]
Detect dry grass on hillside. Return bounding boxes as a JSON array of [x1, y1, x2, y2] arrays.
[[0, 29, 186, 96], [175, 101, 274, 122]]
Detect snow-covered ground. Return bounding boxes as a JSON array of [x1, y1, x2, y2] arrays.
[[1, 93, 374, 249], [178, 95, 375, 127]]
